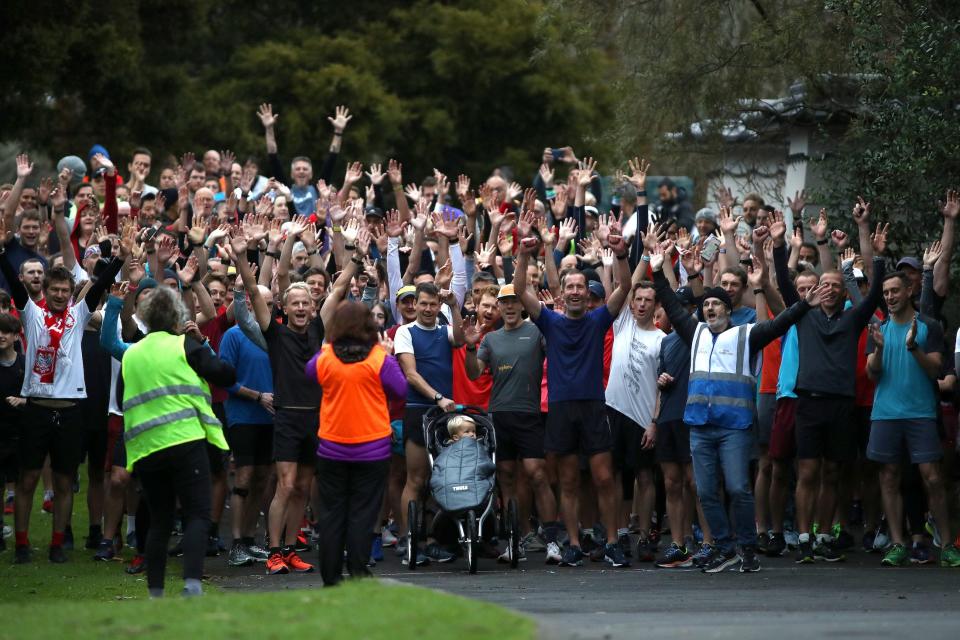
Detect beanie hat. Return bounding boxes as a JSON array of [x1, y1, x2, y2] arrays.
[[698, 286, 733, 318], [134, 278, 158, 299]]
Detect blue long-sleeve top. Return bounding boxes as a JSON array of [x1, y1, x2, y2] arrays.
[[100, 296, 132, 360], [219, 325, 274, 426]]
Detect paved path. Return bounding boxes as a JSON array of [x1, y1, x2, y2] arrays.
[[211, 545, 960, 639]]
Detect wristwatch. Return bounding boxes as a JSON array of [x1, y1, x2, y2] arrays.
[[433, 393, 443, 403]]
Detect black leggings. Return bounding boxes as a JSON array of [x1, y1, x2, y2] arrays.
[[316, 456, 389, 587], [136, 440, 212, 591]]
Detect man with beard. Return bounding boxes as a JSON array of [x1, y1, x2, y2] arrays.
[[655, 178, 694, 231]]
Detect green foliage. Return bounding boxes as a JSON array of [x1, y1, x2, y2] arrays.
[[818, 1, 960, 258], [0, 0, 616, 183]]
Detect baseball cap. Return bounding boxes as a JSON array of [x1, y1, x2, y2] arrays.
[[364, 205, 384, 219], [396, 285, 417, 301], [587, 281, 605, 299], [896, 257, 921, 271], [497, 284, 518, 299]]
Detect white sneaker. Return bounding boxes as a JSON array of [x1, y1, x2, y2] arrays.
[[382, 527, 399, 547], [873, 531, 890, 550], [2, 525, 10, 539], [545, 541, 562, 564]]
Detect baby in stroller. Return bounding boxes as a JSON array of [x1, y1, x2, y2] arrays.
[[429, 415, 496, 514]]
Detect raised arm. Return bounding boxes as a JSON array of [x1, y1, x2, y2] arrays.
[[512, 237, 542, 321], [934, 190, 958, 297], [603, 225, 633, 317], [226, 233, 271, 332], [321, 229, 369, 328], [3, 155, 33, 241], [851, 227, 888, 328]]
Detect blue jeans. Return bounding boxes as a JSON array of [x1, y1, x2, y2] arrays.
[[690, 425, 756, 553]]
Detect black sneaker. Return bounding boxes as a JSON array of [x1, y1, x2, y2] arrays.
[[85, 527, 102, 550], [603, 542, 630, 568], [14, 544, 31, 564], [813, 540, 845, 562], [862, 530, 877, 553], [756, 532, 769, 555], [795, 540, 814, 564], [766, 532, 786, 557], [702, 548, 740, 573], [48, 545, 67, 563], [559, 545, 584, 567], [635, 538, 656, 563], [580, 531, 599, 555], [588, 542, 606, 563], [206, 535, 221, 557], [834, 529, 855, 551], [739, 545, 760, 573], [618, 533, 632, 558], [63, 527, 74, 551]]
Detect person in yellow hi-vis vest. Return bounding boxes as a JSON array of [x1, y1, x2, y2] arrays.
[[121, 286, 236, 597]]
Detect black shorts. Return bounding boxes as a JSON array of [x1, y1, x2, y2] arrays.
[[226, 423, 274, 467], [607, 407, 655, 472], [795, 395, 857, 462], [0, 438, 18, 484], [206, 403, 229, 472], [19, 401, 84, 475], [545, 400, 612, 457], [273, 408, 319, 465], [492, 411, 545, 460], [403, 406, 431, 448], [80, 401, 109, 471], [855, 406, 872, 456], [655, 420, 692, 464]]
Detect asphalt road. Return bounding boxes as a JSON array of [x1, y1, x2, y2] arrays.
[[211, 543, 960, 639]]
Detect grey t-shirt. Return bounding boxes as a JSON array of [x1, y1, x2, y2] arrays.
[[477, 322, 545, 413]]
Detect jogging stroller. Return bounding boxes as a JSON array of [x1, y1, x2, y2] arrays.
[[406, 405, 521, 574]]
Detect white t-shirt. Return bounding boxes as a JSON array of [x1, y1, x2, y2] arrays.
[[605, 309, 664, 428], [394, 321, 455, 355], [20, 298, 92, 399]]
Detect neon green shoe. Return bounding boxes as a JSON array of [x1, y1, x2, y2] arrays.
[[939, 544, 960, 568], [831, 523, 841, 538], [881, 543, 908, 567], [812, 523, 820, 537]]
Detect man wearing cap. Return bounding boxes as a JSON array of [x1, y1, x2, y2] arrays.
[[513, 223, 633, 568], [651, 243, 825, 573]]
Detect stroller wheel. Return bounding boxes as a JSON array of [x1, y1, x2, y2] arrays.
[[507, 498, 520, 570], [467, 510, 479, 574], [407, 500, 419, 571]]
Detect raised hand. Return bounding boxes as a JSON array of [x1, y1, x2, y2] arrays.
[[220, 150, 236, 176], [328, 105, 353, 133], [923, 240, 943, 268], [752, 225, 770, 244], [830, 229, 849, 250], [550, 188, 568, 219], [870, 222, 889, 254], [15, 154, 33, 179], [179, 151, 196, 175], [852, 196, 871, 225], [648, 244, 665, 272], [343, 161, 363, 186], [435, 260, 453, 291], [404, 183, 421, 203], [365, 163, 384, 186], [766, 209, 786, 245], [110, 281, 130, 300], [869, 322, 884, 350], [384, 209, 404, 238], [387, 159, 403, 186], [790, 227, 804, 250], [176, 254, 200, 285], [717, 205, 741, 236], [787, 190, 807, 216], [939, 189, 959, 220], [431, 209, 460, 240], [258, 103, 278, 129], [557, 217, 578, 247], [506, 181, 522, 201], [808, 208, 829, 240], [840, 247, 858, 265], [463, 315, 483, 346], [906, 315, 919, 349], [538, 164, 554, 188], [474, 242, 496, 270], [804, 282, 831, 307], [714, 185, 736, 209], [187, 218, 207, 246], [626, 157, 650, 189]]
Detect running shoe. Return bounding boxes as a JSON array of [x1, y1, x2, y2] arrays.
[[205, 535, 221, 557], [691, 542, 716, 568], [228, 543, 254, 567], [85, 527, 102, 550], [739, 545, 760, 573], [283, 550, 314, 573], [881, 543, 908, 567], [559, 545, 584, 567], [400, 550, 429, 566], [648, 527, 661, 548], [702, 548, 739, 573], [266, 552, 290, 575], [635, 538, 656, 563], [522, 531, 546, 553], [545, 541, 563, 564], [126, 531, 137, 549], [424, 542, 455, 563], [834, 529, 855, 551], [295, 533, 312, 553], [862, 531, 877, 553], [381, 526, 399, 548], [48, 545, 67, 564], [579, 529, 599, 555], [795, 540, 814, 564], [939, 544, 960, 568], [247, 543, 270, 562], [94, 538, 115, 562], [925, 515, 942, 549], [783, 529, 799, 549], [2, 525, 10, 539], [498, 542, 527, 563], [813, 539, 845, 562], [126, 554, 146, 574], [371, 534, 384, 563], [618, 532, 633, 558], [910, 541, 932, 565], [873, 531, 891, 551], [756, 531, 769, 555], [603, 542, 630, 568], [656, 542, 693, 568], [588, 543, 606, 563], [14, 544, 30, 564], [63, 527, 74, 551], [765, 532, 786, 557]]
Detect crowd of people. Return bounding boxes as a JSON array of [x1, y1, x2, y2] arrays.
[[1, 102, 959, 596]]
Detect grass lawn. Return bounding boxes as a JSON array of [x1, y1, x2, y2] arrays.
[[0, 579, 535, 640]]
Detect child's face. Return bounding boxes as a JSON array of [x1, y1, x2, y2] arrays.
[[450, 421, 477, 442], [0, 331, 16, 351]]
